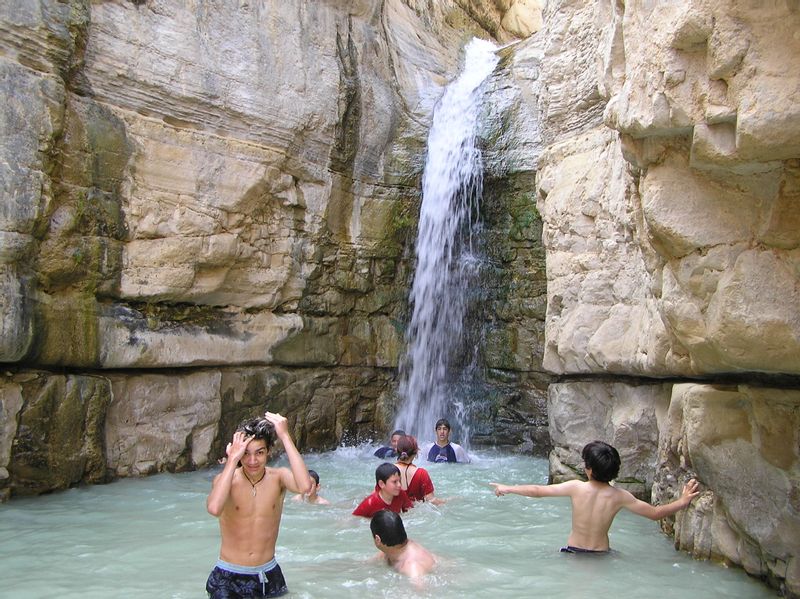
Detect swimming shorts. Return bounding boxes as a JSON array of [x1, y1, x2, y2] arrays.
[[560, 546, 610, 554], [206, 558, 288, 598]]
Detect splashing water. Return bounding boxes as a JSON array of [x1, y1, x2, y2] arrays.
[[394, 38, 499, 444]]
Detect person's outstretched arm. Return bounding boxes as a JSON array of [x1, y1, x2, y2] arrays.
[[265, 411, 313, 495], [622, 479, 700, 520], [490, 480, 581, 498]]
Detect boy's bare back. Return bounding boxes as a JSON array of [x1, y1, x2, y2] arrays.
[[387, 539, 437, 579], [490, 440, 700, 552]]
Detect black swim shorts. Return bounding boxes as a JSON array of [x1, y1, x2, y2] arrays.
[[206, 559, 288, 598]]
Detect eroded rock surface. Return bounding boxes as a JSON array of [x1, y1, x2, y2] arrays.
[[489, 1, 800, 595], [0, 0, 546, 495]]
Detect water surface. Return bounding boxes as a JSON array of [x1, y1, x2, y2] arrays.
[[0, 448, 774, 598]]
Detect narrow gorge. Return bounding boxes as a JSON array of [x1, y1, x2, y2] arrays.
[[1, 1, 798, 596]]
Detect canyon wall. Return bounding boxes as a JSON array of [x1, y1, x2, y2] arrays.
[[479, 0, 799, 595], [0, 0, 545, 499], [2, 0, 797, 595], [0, 0, 554, 501]]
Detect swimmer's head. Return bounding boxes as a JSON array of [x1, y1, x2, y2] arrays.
[[434, 418, 451, 431], [396, 435, 418, 462], [389, 429, 406, 450], [370, 509, 408, 548], [308, 469, 320, 486], [435, 418, 451, 443], [582, 441, 620, 483], [237, 417, 276, 451], [375, 462, 401, 485]]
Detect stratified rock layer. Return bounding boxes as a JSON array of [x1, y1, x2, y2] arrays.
[[1, 0, 796, 595], [485, 1, 798, 595], [0, 0, 548, 500]]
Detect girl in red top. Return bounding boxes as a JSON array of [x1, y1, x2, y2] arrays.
[[395, 435, 445, 505]]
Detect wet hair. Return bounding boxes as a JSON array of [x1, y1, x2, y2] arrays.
[[434, 418, 451, 430], [308, 469, 320, 486], [375, 462, 400, 485], [370, 510, 408, 547], [396, 435, 418, 462], [237, 417, 276, 451], [582, 441, 620, 483], [390, 429, 406, 438]]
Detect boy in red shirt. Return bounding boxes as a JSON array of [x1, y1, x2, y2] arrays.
[[353, 463, 413, 517]]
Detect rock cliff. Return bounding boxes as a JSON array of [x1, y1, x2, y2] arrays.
[[0, 0, 542, 492], [477, 0, 799, 595]]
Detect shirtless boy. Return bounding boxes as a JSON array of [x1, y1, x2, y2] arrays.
[[370, 510, 437, 581], [206, 412, 312, 598], [490, 440, 700, 553], [292, 469, 330, 505]]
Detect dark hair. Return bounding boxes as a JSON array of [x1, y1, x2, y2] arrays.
[[434, 418, 450, 430], [375, 462, 400, 485], [237, 417, 276, 450], [370, 510, 408, 547], [308, 469, 320, 485], [396, 435, 418, 462], [390, 429, 406, 438], [582, 441, 620, 483]]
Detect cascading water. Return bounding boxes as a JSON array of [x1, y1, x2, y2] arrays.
[[394, 38, 499, 445]]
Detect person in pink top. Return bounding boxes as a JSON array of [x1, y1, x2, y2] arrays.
[[353, 463, 413, 518], [395, 435, 445, 505]]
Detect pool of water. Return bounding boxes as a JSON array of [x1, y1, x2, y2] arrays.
[[0, 446, 775, 598]]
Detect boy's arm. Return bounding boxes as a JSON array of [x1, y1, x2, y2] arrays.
[[622, 479, 700, 520], [265, 412, 313, 495], [206, 431, 252, 516], [490, 479, 581, 498]]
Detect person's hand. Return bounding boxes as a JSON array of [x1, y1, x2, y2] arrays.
[[226, 431, 253, 463], [264, 411, 288, 438], [681, 479, 700, 506], [489, 483, 509, 496]]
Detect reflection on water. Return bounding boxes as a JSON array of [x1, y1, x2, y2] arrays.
[[0, 447, 774, 598]]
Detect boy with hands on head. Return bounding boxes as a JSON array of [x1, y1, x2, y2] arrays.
[[206, 411, 312, 598]]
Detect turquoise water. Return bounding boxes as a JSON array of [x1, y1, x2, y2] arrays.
[[0, 447, 775, 598]]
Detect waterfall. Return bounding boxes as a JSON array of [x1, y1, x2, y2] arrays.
[[394, 38, 499, 445]]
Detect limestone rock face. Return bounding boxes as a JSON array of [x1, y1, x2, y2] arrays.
[[530, 0, 800, 380], [548, 381, 671, 499], [504, 0, 800, 594], [655, 384, 800, 597], [3, 372, 111, 497], [1, 0, 549, 497]]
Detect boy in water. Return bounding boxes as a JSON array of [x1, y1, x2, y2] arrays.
[[426, 418, 470, 463], [490, 440, 700, 553], [206, 412, 312, 597], [370, 510, 437, 581], [292, 469, 330, 505], [353, 463, 413, 517], [374, 429, 406, 459]]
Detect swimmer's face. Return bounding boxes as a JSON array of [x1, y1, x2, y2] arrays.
[[380, 473, 402, 497], [242, 439, 268, 473], [390, 434, 403, 450], [436, 424, 450, 443]]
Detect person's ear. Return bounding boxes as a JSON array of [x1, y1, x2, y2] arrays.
[[374, 534, 383, 545]]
